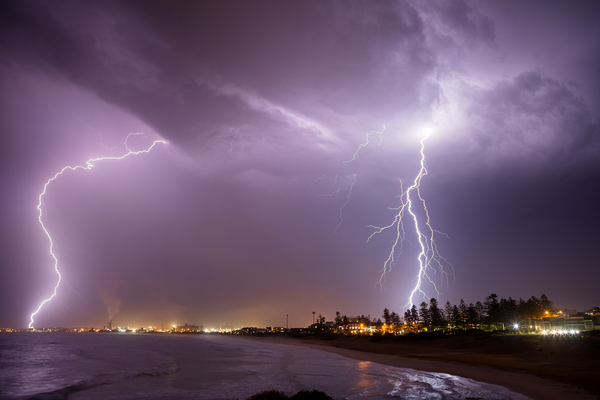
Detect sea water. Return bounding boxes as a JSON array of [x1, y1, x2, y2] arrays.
[[0, 332, 531, 400]]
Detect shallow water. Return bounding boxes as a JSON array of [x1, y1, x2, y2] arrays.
[[0, 332, 531, 399]]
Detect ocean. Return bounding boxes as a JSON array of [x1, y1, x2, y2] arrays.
[[0, 332, 531, 400]]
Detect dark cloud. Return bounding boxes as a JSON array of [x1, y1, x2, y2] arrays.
[[453, 70, 599, 167]]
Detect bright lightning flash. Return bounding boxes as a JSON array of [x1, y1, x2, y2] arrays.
[[369, 130, 452, 307], [28, 134, 167, 328]]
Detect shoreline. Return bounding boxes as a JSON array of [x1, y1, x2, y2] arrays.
[[248, 335, 598, 400]]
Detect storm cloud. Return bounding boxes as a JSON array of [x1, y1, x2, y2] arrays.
[[1, 0, 599, 329]]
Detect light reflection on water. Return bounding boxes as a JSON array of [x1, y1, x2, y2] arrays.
[[0, 333, 530, 400]]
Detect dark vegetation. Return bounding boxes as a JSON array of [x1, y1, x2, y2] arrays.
[[399, 293, 557, 332], [331, 293, 561, 333]]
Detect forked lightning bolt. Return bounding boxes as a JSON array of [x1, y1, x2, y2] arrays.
[[368, 132, 452, 307], [343, 127, 385, 163], [324, 127, 385, 234], [29, 135, 167, 328], [332, 174, 357, 235]]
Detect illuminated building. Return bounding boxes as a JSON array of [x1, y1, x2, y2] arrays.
[[542, 316, 593, 332], [175, 323, 203, 332]]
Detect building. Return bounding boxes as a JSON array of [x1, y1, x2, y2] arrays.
[[175, 323, 203, 332], [542, 316, 593, 332], [238, 327, 266, 334]]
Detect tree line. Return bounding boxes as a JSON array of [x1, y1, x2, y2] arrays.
[[329, 293, 556, 333], [396, 293, 556, 332]]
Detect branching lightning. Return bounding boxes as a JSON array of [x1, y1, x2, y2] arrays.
[[332, 174, 356, 235], [28, 135, 167, 328], [309, 174, 326, 193], [312, 125, 450, 306], [315, 174, 342, 198], [197, 129, 239, 163], [343, 127, 385, 163], [368, 132, 452, 307]]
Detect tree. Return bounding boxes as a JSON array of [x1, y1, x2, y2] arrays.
[[459, 299, 468, 329], [485, 294, 500, 329], [466, 303, 479, 328], [429, 298, 443, 330], [410, 305, 419, 326], [404, 306, 419, 333], [539, 294, 556, 314], [391, 311, 401, 326], [451, 305, 461, 328], [475, 301, 486, 327], [419, 301, 431, 328], [382, 308, 391, 325], [522, 296, 542, 319], [335, 311, 342, 326], [444, 301, 454, 327], [517, 298, 527, 319], [499, 297, 518, 326], [318, 314, 326, 324]]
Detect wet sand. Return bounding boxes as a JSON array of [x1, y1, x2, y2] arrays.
[[250, 334, 599, 400]]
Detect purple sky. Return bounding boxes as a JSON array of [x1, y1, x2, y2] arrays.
[[1, 0, 599, 329]]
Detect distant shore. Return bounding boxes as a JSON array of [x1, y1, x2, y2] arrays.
[[249, 332, 599, 400]]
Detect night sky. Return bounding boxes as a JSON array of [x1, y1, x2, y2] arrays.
[[1, 0, 599, 329]]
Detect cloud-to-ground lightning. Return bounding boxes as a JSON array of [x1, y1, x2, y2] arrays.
[[28, 135, 167, 328], [313, 125, 449, 305], [368, 131, 452, 307]]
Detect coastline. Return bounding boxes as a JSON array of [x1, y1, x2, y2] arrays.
[[248, 334, 598, 400]]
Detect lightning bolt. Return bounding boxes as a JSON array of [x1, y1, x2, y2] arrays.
[[330, 128, 385, 234], [369, 132, 452, 306], [309, 174, 326, 193], [332, 174, 357, 235], [315, 174, 342, 198], [343, 127, 385, 163], [197, 129, 239, 162], [28, 135, 167, 328]]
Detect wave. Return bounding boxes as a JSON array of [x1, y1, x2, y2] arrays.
[[21, 361, 179, 400]]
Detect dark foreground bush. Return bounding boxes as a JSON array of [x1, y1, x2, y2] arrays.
[[291, 389, 334, 400], [246, 389, 289, 400], [245, 389, 334, 400]]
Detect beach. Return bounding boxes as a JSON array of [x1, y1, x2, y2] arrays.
[[252, 333, 599, 400]]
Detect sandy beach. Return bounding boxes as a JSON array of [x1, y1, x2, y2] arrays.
[[251, 333, 600, 400]]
